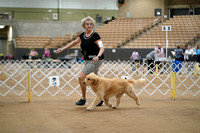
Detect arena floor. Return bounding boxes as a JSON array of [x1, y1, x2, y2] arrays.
[[0, 92, 200, 133]]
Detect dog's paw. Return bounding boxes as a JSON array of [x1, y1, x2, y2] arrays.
[[112, 106, 117, 109], [108, 104, 113, 108], [136, 100, 140, 105], [87, 107, 94, 111]]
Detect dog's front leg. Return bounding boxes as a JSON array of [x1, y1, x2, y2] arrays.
[[112, 93, 123, 109], [87, 96, 101, 111], [104, 96, 112, 108]]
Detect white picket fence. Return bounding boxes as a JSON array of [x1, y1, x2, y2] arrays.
[[0, 60, 200, 98]]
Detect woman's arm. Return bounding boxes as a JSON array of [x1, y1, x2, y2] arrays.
[[93, 39, 105, 62], [56, 37, 81, 54], [96, 39, 104, 57]]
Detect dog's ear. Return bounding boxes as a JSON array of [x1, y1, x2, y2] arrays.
[[94, 77, 98, 85], [90, 72, 96, 76], [92, 75, 98, 85]]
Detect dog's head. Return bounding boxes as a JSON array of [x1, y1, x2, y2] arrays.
[[83, 72, 98, 86]]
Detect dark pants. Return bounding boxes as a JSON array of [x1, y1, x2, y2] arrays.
[[131, 60, 139, 71], [147, 59, 154, 74], [155, 61, 162, 71], [175, 57, 184, 61], [197, 55, 200, 63], [155, 61, 161, 66]]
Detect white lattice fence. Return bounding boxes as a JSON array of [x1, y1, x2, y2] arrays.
[[0, 60, 29, 96], [0, 60, 200, 98], [173, 62, 200, 96]]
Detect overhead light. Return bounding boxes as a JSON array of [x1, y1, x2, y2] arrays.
[[0, 25, 5, 29]]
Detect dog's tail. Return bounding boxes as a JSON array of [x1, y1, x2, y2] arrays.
[[127, 79, 146, 89]]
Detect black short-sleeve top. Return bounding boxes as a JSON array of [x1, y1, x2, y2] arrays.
[[79, 31, 104, 60]]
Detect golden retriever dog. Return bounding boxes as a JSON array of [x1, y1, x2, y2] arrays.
[[83, 73, 146, 111]]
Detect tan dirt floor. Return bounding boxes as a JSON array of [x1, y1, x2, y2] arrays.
[[0, 92, 200, 133]]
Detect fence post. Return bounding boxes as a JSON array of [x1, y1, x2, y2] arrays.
[[194, 63, 199, 76], [28, 73, 31, 102], [156, 64, 158, 77], [136, 61, 138, 69], [171, 72, 175, 100]]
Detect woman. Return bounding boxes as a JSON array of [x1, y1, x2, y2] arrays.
[[184, 46, 194, 72], [154, 43, 165, 58], [44, 48, 50, 59], [184, 46, 194, 61], [130, 49, 139, 71], [29, 48, 38, 59], [146, 49, 160, 74], [56, 16, 105, 106], [130, 49, 139, 61], [173, 45, 184, 72], [195, 45, 200, 63], [174, 45, 184, 61]]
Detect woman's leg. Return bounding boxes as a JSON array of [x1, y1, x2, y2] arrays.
[[76, 60, 104, 106], [78, 72, 87, 99]]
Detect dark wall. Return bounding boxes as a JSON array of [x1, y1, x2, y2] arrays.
[[104, 48, 175, 61], [14, 48, 176, 61], [170, 8, 189, 18], [168, 0, 200, 4]]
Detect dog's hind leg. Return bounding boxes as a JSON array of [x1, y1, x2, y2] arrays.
[[103, 96, 112, 108], [125, 86, 140, 105], [112, 93, 123, 109]]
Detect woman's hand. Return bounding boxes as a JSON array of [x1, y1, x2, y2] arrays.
[[56, 48, 63, 54], [93, 57, 99, 63]]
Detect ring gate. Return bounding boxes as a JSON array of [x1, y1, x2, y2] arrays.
[[0, 60, 200, 101]]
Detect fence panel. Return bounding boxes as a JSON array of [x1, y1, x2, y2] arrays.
[[0, 60, 200, 97], [0, 60, 29, 96]]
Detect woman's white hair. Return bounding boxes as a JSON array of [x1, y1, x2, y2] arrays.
[[156, 49, 160, 53], [157, 43, 161, 46], [81, 16, 96, 28]]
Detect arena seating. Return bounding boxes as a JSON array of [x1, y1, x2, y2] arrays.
[[125, 15, 200, 48], [15, 31, 82, 49], [15, 16, 199, 49], [95, 17, 161, 48], [15, 17, 161, 49], [47, 35, 73, 48], [16, 36, 51, 48]]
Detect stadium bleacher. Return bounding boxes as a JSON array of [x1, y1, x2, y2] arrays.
[[16, 36, 51, 48], [126, 15, 200, 49], [15, 31, 82, 49], [95, 17, 161, 48], [14, 15, 200, 50]]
